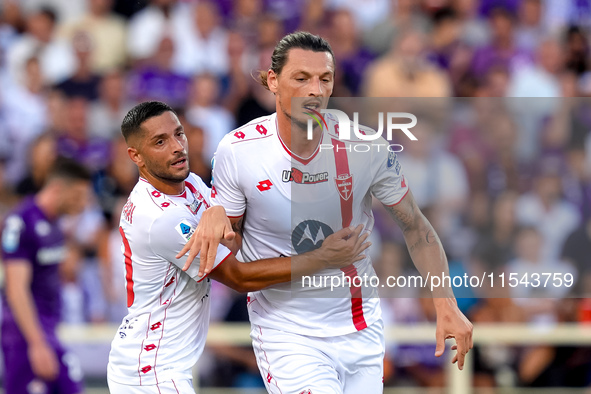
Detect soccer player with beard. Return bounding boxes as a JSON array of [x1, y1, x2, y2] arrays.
[[180, 32, 474, 393], [107, 101, 369, 393]]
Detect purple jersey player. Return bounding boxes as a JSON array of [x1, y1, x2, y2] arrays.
[[1, 159, 91, 394]]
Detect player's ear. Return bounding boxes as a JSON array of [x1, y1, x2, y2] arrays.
[[127, 146, 143, 167], [268, 70, 278, 94]]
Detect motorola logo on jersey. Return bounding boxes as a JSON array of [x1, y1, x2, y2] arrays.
[[292, 220, 334, 254], [282, 168, 329, 184]]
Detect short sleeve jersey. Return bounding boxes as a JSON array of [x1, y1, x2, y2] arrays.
[[107, 173, 231, 385], [210, 113, 408, 337]]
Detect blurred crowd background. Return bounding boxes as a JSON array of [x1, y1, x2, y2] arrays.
[[1, 0, 591, 390]]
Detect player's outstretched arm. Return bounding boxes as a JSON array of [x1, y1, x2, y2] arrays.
[[384, 191, 473, 370], [209, 225, 370, 292], [177, 206, 237, 276]]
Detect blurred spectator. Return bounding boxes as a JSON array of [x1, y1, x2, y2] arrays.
[[172, 1, 230, 77], [2, 57, 48, 187], [0, 2, 22, 72], [328, 9, 375, 95], [472, 191, 519, 275], [483, 114, 523, 196], [15, 133, 58, 196], [514, 0, 546, 53], [386, 295, 445, 387], [126, 0, 189, 62], [476, 65, 511, 97], [235, 47, 276, 126], [256, 14, 284, 50], [60, 203, 109, 323], [564, 26, 588, 77], [59, 0, 127, 74], [223, 30, 254, 115], [128, 36, 190, 108], [6, 6, 76, 85], [95, 136, 138, 217], [177, 111, 212, 186], [508, 38, 563, 97], [18, 0, 86, 24], [563, 147, 591, 220], [471, 7, 532, 82], [55, 31, 101, 101], [428, 8, 463, 70], [88, 69, 135, 140], [507, 227, 574, 312], [186, 73, 235, 162], [363, 29, 451, 97], [298, 0, 327, 35], [325, 0, 390, 34], [55, 96, 111, 174], [395, 120, 469, 238], [0, 158, 18, 219], [229, 0, 264, 46], [452, 0, 490, 48], [562, 216, 591, 296], [97, 195, 128, 322], [364, 0, 430, 56], [515, 157, 580, 261]]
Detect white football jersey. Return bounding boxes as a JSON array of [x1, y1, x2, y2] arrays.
[[107, 173, 231, 385], [211, 113, 408, 337]]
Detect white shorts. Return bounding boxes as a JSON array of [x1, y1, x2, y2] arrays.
[[107, 378, 194, 394], [250, 319, 384, 394]]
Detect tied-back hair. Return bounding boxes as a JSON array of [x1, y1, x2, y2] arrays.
[[259, 31, 335, 90]]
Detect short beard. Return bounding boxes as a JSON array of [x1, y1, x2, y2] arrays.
[[146, 161, 189, 184], [280, 102, 308, 133]]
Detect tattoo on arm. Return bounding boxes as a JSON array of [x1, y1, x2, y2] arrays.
[[384, 196, 439, 254], [232, 216, 244, 236], [383, 198, 417, 234]]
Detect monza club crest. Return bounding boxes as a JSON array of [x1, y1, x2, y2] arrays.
[[335, 174, 353, 200]]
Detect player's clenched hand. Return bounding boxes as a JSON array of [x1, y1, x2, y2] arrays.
[[29, 340, 59, 381], [433, 298, 473, 370], [314, 225, 371, 269], [177, 206, 235, 277]]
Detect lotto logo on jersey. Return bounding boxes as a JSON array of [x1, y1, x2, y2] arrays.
[[176, 220, 195, 241], [282, 168, 329, 184]]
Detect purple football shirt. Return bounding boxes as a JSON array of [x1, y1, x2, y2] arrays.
[[1, 197, 65, 346]]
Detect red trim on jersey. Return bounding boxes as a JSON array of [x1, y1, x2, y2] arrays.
[[277, 130, 321, 165], [342, 265, 368, 331], [120, 227, 135, 307], [332, 139, 353, 228], [146, 190, 165, 211], [138, 312, 152, 384], [384, 188, 409, 207], [227, 214, 244, 219], [153, 265, 175, 385], [171, 379, 180, 393], [332, 138, 368, 331], [185, 181, 197, 194], [257, 325, 283, 394], [196, 252, 232, 282], [231, 133, 274, 144]]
